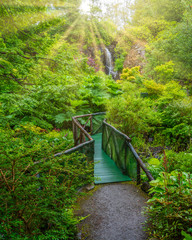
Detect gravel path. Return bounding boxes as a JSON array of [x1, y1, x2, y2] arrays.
[[76, 182, 149, 240]]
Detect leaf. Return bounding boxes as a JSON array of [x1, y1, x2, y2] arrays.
[[181, 231, 192, 240], [55, 112, 73, 123], [148, 158, 160, 166]]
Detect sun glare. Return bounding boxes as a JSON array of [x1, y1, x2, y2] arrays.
[[79, 0, 91, 14]]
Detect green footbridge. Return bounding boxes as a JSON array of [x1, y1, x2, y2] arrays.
[[93, 133, 131, 184], [63, 112, 154, 185]]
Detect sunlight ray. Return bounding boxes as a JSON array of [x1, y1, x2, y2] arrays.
[[49, 16, 81, 57], [92, 20, 106, 50], [77, 16, 86, 50], [0, 9, 65, 34], [88, 21, 104, 71]]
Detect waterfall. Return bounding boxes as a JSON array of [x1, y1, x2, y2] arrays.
[[105, 47, 113, 75], [105, 47, 117, 78]]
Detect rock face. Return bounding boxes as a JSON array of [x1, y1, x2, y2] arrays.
[[83, 41, 146, 80], [83, 42, 119, 80], [124, 42, 146, 72]]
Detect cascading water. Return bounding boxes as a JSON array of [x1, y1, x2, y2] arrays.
[[105, 47, 113, 75], [105, 47, 117, 79]]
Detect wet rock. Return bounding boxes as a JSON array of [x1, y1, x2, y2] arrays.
[[141, 182, 151, 194], [77, 232, 82, 240], [86, 183, 95, 191]]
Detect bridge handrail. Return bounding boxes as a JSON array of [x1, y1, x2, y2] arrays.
[[59, 112, 154, 184], [72, 116, 93, 142], [102, 120, 154, 183], [103, 120, 131, 142], [72, 112, 106, 146], [127, 141, 154, 182]]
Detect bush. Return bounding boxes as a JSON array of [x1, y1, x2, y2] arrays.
[[145, 171, 192, 239], [0, 129, 93, 239], [160, 99, 192, 150], [114, 55, 125, 72], [161, 150, 192, 173], [106, 89, 161, 137], [154, 61, 176, 83], [143, 79, 165, 97], [119, 66, 143, 84]]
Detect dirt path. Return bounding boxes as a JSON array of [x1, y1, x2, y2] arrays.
[[76, 182, 149, 240]]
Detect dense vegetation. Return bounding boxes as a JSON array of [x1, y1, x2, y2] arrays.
[[0, 1, 120, 239], [106, 1, 192, 239], [0, 0, 192, 239]]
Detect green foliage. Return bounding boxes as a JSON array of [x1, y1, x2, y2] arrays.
[[154, 61, 175, 83], [2, 1, 192, 239], [94, 20, 117, 46], [0, 3, 119, 239], [0, 86, 75, 129], [145, 171, 192, 239], [145, 149, 192, 181], [76, 75, 108, 113], [133, 0, 185, 24], [162, 150, 192, 173], [0, 128, 93, 239], [106, 83, 161, 137], [114, 55, 125, 72], [108, 66, 191, 151], [128, 25, 153, 41], [143, 79, 165, 97], [160, 98, 192, 150], [0, 4, 46, 17], [131, 0, 192, 89], [144, 21, 192, 85], [104, 75, 122, 96], [182, 231, 192, 240], [119, 66, 143, 84]]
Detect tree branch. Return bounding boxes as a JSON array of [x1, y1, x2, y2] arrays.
[[2, 3, 34, 38], [0, 169, 11, 191], [0, 51, 58, 63]]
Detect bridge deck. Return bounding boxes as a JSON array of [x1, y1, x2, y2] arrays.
[[93, 133, 131, 184]]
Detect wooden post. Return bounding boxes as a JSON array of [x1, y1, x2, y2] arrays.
[[90, 115, 93, 134], [82, 133, 86, 143], [72, 120, 78, 146], [79, 131, 82, 144], [137, 162, 141, 185]]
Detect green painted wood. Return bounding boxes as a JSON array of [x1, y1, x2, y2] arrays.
[[93, 133, 131, 184]]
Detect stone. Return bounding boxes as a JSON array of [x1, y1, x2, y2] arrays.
[[86, 183, 95, 191]]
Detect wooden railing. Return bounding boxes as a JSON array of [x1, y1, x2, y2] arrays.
[[102, 120, 154, 184], [55, 113, 105, 162], [72, 112, 105, 146], [60, 112, 154, 185]]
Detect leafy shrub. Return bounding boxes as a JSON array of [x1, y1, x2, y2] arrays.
[[161, 150, 192, 173], [154, 61, 175, 83], [0, 129, 93, 239], [144, 21, 192, 83], [119, 66, 143, 84], [114, 55, 125, 72], [128, 26, 152, 41], [144, 149, 192, 181], [145, 171, 192, 240], [160, 99, 192, 150], [106, 91, 161, 137], [77, 75, 109, 113], [143, 79, 165, 97]]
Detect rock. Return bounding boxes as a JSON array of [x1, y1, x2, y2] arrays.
[[141, 181, 151, 193], [77, 232, 81, 240], [86, 183, 95, 191], [148, 137, 153, 142]]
